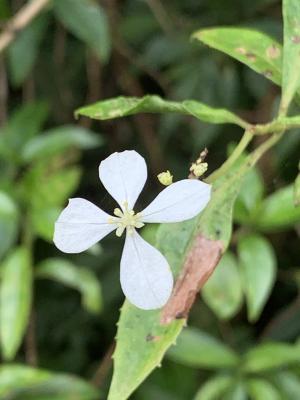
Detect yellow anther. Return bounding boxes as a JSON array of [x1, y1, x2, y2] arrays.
[[127, 226, 134, 235], [157, 170, 173, 186], [114, 208, 123, 217], [190, 162, 208, 177], [116, 226, 125, 237], [109, 203, 144, 237]]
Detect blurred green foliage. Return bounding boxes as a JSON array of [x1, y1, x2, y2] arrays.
[[0, 0, 300, 399]]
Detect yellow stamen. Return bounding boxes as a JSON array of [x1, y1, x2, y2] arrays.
[[157, 170, 173, 186], [108, 203, 144, 237]]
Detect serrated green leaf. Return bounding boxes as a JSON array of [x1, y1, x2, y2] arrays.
[[36, 258, 102, 314], [0, 364, 99, 399], [253, 184, 300, 231], [167, 327, 239, 369], [109, 301, 184, 400], [53, 0, 111, 62], [8, 14, 48, 87], [202, 252, 243, 320], [0, 247, 32, 360], [246, 378, 281, 400], [238, 234, 276, 322], [193, 375, 233, 400], [281, 0, 300, 113], [0, 191, 19, 259], [22, 125, 104, 163], [243, 342, 300, 372], [193, 28, 282, 86], [107, 156, 253, 400], [75, 95, 248, 129]]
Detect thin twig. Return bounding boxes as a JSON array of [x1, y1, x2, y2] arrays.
[[0, 56, 7, 124], [92, 343, 115, 388], [81, 51, 102, 129], [103, 0, 166, 174], [0, 0, 50, 54], [25, 310, 38, 366], [145, 0, 174, 35]]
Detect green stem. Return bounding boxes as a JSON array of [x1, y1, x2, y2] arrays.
[[206, 129, 254, 183], [247, 131, 284, 167]]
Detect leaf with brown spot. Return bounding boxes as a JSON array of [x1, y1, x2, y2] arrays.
[[192, 27, 283, 86], [161, 235, 223, 324], [108, 155, 253, 400]]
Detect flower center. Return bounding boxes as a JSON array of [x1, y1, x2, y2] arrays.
[[108, 202, 144, 237]]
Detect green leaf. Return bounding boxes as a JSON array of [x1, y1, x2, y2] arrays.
[[0, 247, 32, 360], [36, 258, 102, 314], [7, 14, 48, 87], [202, 252, 243, 320], [294, 167, 300, 206], [22, 165, 81, 210], [0, 364, 99, 399], [247, 378, 281, 400], [167, 327, 239, 369], [234, 167, 264, 223], [0, 102, 48, 162], [193, 28, 282, 86], [274, 371, 300, 399], [224, 383, 247, 400], [53, 0, 111, 62], [109, 301, 184, 400], [21, 165, 81, 241], [31, 207, 61, 242], [75, 95, 248, 129], [0, 191, 19, 259], [0, 0, 9, 20], [238, 234, 276, 322], [108, 156, 253, 400], [243, 342, 300, 372], [281, 0, 300, 113], [193, 375, 233, 400], [252, 184, 300, 231], [22, 125, 104, 163]]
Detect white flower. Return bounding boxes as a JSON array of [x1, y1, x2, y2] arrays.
[[53, 150, 211, 310]]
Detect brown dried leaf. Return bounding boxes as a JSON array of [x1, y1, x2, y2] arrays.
[[160, 235, 223, 325]]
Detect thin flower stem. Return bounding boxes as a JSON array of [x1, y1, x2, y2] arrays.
[[206, 129, 254, 183], [247, 131, 284, 167]]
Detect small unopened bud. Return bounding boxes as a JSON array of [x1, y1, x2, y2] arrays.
[[190, 162, 208, 177], [157, 170, 173, 186]]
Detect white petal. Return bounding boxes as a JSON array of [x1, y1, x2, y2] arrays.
[[54, 198, 115, 253], [120, 230, 173, 310], [141, 179, 211, 223], [99, 150, 147, 210]]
